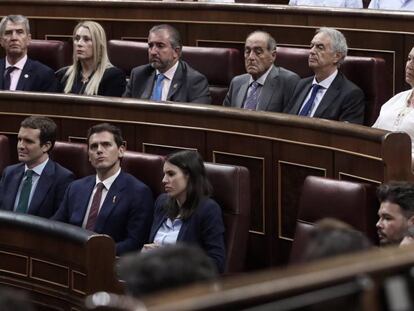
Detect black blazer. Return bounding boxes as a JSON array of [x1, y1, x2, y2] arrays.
[[0, 58, 58, 92], [56, 66, 126, 97], [284, 72, 365, 124]]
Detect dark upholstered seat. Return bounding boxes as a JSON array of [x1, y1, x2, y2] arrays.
[[28, 39, 72, 71], [276, 47, 389, 126], [0, 134, 10, 175], [289, 176, 378, 263], [205, 162, 250, 273], [121, 150, 165, 199], [50, 141, 94, 178], [107, 40, 243, 105]]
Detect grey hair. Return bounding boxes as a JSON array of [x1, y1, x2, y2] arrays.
[[149, 24, 182, 54], [0, 15, 30, 36], [316, 27, 347, 65], [246, 30, 277, 52]]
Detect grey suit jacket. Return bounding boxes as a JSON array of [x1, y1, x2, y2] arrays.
[[284, 72, 365, 124], [123, 60, 211, 104], [223, 65, 300, 112]]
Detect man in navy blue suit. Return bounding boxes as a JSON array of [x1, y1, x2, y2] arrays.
[[53, 123, 154, 255], [0, 15, 58, 92], [0, 116, 75, 218]]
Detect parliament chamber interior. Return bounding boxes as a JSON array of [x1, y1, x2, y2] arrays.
[[0, 0, 414, 310]]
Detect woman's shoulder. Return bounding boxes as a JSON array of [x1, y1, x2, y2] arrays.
[[197, 197, 221, 214], [104, 66, 126, 78], [55, 66, 70, 79]]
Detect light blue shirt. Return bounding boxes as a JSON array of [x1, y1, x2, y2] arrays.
[[13, 158, 49, 211], [153, 217, 183, 245], [289, 0, 363, 8], [369, 0, 414, 10]]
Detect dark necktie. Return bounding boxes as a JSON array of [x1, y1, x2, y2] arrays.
[[85, 182, 105, 231], [16, 170, 34, 213], [298, 84, 322, 116], [3, 66, 17, 90], [151, 73, 166, 101], [244, 81, 260, 110]]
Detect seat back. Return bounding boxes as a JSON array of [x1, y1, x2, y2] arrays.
[[107, 40, 243, 105], [0, 134, 10, 175], [50, 141, 94, 178], [276, 47, 389, 126], [205, 162, 250, 273], [121, 150, 165, 199], [290, 176, 378, 263], [28, 39, 72, 71]]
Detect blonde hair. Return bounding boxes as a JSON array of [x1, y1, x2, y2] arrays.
[[63, 21, 112, 95]]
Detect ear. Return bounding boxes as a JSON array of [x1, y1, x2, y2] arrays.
[[408, 215, 414, 226], [118, 144, 125, 159], [41, 141, 52, 154], [333, 52, 343, 66], [271, 49, 277, 62]]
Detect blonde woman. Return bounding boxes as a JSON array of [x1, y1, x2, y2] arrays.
[[56, 21, 126, 97]]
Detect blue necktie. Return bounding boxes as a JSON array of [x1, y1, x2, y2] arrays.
[[3, 66, 17, 90], [151, 74, 166, 101], [298, 84, 322, 116], [16, 170, 34, 213], [244, 81, 260, 110]]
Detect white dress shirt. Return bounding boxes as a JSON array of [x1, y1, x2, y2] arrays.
[[369, 0, 414, 10], [289, 0, 363, 8], [156, 61, 179, 101], [5, 55, 28, 91], [82, 169, 121, 228]]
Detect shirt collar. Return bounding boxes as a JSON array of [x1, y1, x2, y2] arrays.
[[249, 65, 273, 86], [95, 168, 121, 191], [6, 54, 28, 71], [312, 69, 338, 89], [25, 157, 49, 176], [157, 61, 179, 81]]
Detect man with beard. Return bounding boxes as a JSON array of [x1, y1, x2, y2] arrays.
[[123, 24, 211, 104], [376, 181, 414, 246], [223, 31, 299, 112], [284, 27, 365, 124]]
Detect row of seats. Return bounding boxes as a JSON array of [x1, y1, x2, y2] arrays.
[[0, 136, 251, 274], [18, 39, 388, 126]]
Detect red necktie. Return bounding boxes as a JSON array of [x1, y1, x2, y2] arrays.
[[85, 182, 105, 231]]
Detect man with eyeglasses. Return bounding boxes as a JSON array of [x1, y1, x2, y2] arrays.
[[123, 24, 211, 104], [223, 31, 299, 112], [0, 15, 58, 92]]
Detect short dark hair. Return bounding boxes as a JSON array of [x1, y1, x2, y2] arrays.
[[303, 218, 372, 262], [118, 244, 218, 298], [20, 116, 57, 151], [164, 150, 212, 220], [377, 181, 414, 217], [149, 24, 182, 51], [86, 123, 124, 148]]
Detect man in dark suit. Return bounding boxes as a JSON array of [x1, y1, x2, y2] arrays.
[[284, 27, 365, 124], [53, 123, 153, 255], [0, 116, 75, 218], [0, 15, 58, 92], [123, 24, 211, 104], [223, 31, 299, 112]]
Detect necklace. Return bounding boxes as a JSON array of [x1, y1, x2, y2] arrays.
[[393, 91, 414, 127]]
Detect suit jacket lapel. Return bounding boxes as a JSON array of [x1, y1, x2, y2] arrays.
[[28, 160, 54, 215], [0, 59, 5, 90], [313, 73, 342, 118], [149, 213, 168, 242], [74, 177, 95, 226], [167, 61, 183, 100], [94, 173, 124, 232], [235, 76, 249, 108], [177, 219, 190, 241], [16, 59, 32, 91], [258, 66, 278, 111], [142, 69, 156, 99], [4, 164, 24, 211], [292, 80, 313, 114]]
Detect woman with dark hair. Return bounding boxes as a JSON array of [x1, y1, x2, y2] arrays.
[[145, 150, 226, 273]]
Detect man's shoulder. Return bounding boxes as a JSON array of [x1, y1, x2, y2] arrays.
[[276, 66, 300, 79], [116, 171, 152, 192], [3, 162, 24, 175], [179, 60, 208, 80], [130, 64, 153, 76], [335, 72, 363, 93], [230, 73, 250, 85], [27, 58, 54, 74], [49, 160, 75, 178]]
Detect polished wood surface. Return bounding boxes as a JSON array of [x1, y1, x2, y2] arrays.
[[0, 91, 411, 268]]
